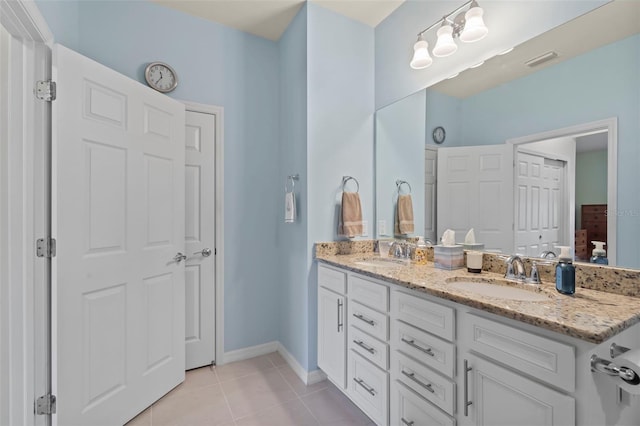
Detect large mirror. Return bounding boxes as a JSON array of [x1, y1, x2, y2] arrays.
[[375, 1, 640, 269]]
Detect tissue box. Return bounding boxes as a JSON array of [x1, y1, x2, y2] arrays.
[[434, 245, 464, 270]]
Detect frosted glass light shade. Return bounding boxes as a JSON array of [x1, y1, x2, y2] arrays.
[[460, 6, 488, 43], [410, 39, 433, 69], [432, 25, 457, 57]]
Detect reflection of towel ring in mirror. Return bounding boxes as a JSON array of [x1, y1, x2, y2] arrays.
[[285, 174, 299, 193], [396, 179, 412, 194], [342, 176, 360, 193]]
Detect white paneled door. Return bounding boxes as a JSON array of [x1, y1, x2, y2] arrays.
[[514, 151, 565, 257], [52, 45, 185, 425], [184, 110, 216, 369], [437, 145, 513, 252], [424, 147, 437, 243]]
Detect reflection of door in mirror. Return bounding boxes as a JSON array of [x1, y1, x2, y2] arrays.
[[514, 150, 567, 257], [424, 147, 437, 242], [436, 145, 513, 251], [509, 122, 613, 264]]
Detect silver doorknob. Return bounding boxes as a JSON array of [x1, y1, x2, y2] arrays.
[[193, 248, 212, 257], [173, 252, 187, 263]]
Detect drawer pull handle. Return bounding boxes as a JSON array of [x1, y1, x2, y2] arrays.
[[353, 313, 375, 326], [353, 377, 376, 396], [401, 370, 434, 393], [401, 419, 414, 426], [353, 339, 375, 354], [464, 359, 473, 416], [401, 337, 434, 356]]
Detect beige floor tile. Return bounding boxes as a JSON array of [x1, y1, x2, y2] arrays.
[[265, 351, 287, 367], [234, 399, 319, 426], [155, 367, 219, 402], [221, 368, 298, 419], [301, 384, 372, 426], [125, 407, 151, 426], [278, 365, 328, 396], [216, 354, 276, 382], [152, 383, 232, 426]]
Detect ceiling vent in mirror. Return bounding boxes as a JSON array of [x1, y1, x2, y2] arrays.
[[525, 51, 559, 67]]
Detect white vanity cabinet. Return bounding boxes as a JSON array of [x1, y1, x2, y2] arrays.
[[390, 290, 457, 425], [317, 265, 347, 389], [347, 274, 390, 426], [317, 262, 636, 426], [458, 312, 576, 426]]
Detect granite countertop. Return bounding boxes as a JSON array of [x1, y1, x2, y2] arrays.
[[316, 252, 640, 344]]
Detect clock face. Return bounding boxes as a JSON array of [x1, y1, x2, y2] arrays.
[[145, 62, 178, 93], [433, 126, 446, 144]]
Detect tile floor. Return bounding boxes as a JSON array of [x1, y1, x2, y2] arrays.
[[126, 352, 374, 426]]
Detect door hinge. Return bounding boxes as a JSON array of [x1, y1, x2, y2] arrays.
[[35, 80, 56, 101], [36, 237, 56, 258], [35, 394, 56, 415]]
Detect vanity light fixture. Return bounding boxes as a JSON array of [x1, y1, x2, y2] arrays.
[[409, 0, 488, 69], [410, 35, 433, 69]]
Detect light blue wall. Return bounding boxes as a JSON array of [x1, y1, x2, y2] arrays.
[[277, 5, 309, 369], [376, 90, 425, 237], [425, 90, 461, 146], [307, 3, 375, 369], [375, 0, 606, 109], [576, 150, 607, 230], [37, 0, 282, 352], [458, 35, 640, 267]]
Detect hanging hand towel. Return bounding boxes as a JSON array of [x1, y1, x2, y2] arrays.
[[395, 194, 415, 235], [338, 192, 363, 238], [285, 191, 296, 223]]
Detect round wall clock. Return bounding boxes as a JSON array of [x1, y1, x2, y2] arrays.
[[432, 126, 446, 144], [144, 62, 178, 93]]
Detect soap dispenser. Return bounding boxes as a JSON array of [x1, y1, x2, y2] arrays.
[[590, 241, 608, 265], [555, 246, 575, 295]]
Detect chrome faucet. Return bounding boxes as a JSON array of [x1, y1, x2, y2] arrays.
[[390, 241, 406, 258], [540, 250, 557, 259], [505, 255, 526, 281], [505, 255, 542, 284]]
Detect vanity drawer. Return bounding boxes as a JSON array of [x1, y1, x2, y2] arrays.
[[349, 325, 389, 370], [350, 301, 388, 342], [462, 313, 575, 392], [348, 351, 388, 426], [391, 291, 455, 342], [390, 381, 455, 426], [392, 320, 455, 378], [391, 351, 455, 416], [318, 264, 346, 294], [349, 274, 389, 312]]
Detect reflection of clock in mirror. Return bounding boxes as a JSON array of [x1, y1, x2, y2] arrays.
[[144, 62, 178, 93], [432, 126, 446, 144]]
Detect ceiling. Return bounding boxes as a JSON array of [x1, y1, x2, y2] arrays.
[[150, 0, 404, 41], [431, 1, 640, 98]]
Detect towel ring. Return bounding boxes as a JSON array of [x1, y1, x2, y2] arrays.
[[396, 179, 412, 194], [285, 174, 299, 193], [342, 176, 360, 193]]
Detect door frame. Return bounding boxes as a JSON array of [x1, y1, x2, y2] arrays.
[[507, 117, 617, 265], [0, 1, 53, 425], [181, 100, 225, 366]]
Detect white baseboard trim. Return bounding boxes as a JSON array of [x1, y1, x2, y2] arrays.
[[276, 342, 327, 385], [221, 340, 327, 386], [222, 341, 278, 365]]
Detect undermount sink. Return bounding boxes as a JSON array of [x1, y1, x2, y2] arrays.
[[354, 257, 409, 268], [445, 278, 550, 302]]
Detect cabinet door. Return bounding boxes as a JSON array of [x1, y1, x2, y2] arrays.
[[462, 355, 575, 426], [318, 287, 346, 389]]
